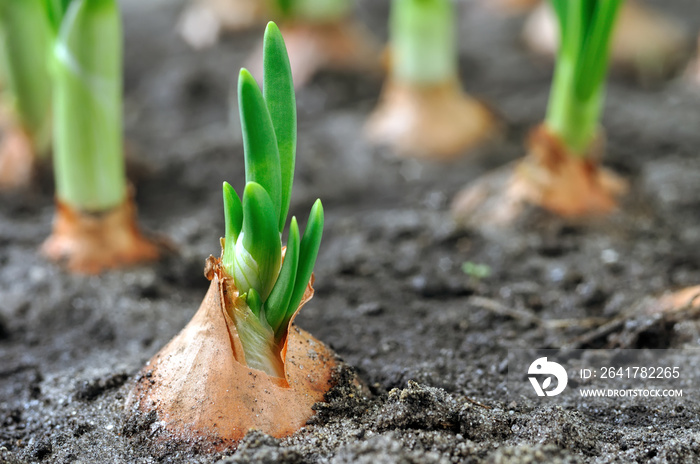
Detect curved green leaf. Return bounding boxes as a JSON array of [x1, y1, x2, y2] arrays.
[[233, 182, 282, 302], [266, 217, 300, 337], [282, 199, 323, 329], [263, 22, 296, 232]]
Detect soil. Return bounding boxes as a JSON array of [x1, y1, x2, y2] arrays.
[[2, 0, 700, 462]]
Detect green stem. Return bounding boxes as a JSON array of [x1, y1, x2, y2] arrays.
[[0, 0, 53, 154], [270, 0, 351, 23], [544, 0, 621, 158], [51, 0, 126, 212], [390, 0, 456, 85], [545, 54, 604, 156]]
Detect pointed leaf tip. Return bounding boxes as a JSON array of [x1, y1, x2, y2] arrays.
[[238, 65, 282, 226], [281, 200, 324, 329], [262, 21, 296, 232]]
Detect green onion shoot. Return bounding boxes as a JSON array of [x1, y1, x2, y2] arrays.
[[269, 0, 352, 23], [452, 0, 626, 223], [0, 0, 53, 158], [366, 0, 496, 159], [390, 0, 456, 85], [221, 22, 323, 378], [545, 0, 622, 158], [42, 0, 158, 273], [51, 0, 126, 212]]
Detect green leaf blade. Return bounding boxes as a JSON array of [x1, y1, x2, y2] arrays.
[[42, 0, 73, 36], [246, 288, 263, 318], [574, 0, 621, 100], [282, 200, 324, 329], [238, 68, 282, 225], [263, 22, 297, 233], [222, 181, 243, 275], [0, 0, 53, 152], [233, 182, 282, 302], [265, 217, 300, 337], [52, 0, 127, 211]]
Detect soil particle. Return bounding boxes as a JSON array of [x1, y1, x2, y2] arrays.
[[486, 444, 584, 464], [330, 433, 451, 464], [74, 372, 129, 402], [215, 432, 303, 464], [376, 381, 462, 432], [511, 407, 600, 456]]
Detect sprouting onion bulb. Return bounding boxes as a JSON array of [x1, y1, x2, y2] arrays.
[[51, 0, 127, 212], [545, 0, 622, 157], [390, 0, 457, 85], [222, 21, 324, 362], [0, 0, 53, 153]]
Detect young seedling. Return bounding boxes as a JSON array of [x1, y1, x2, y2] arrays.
[[366, 0, 497, 160], [453, 0, 626, 223], [246, 0, 379, 88], [0, 0, 53, 189], [129, 23, 338, 447], [41, 0, 159, 274], [462, 261, 491, 280], [524, 0, 690, 84], [178, 0, 267, 50]]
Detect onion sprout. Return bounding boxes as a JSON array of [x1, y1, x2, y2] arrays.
[[51, 0, 127, 212], [221, 22, 324, 376], [0, 0, 53, 154], [545, 0, 622, 157], [390, 0, 456, 85]]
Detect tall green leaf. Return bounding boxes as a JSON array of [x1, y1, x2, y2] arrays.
[[262, 22, 296, 232], [575, 0, 621, 100], [238, 68, 282, 225], [549, 0, 567, 32], [265, 217, 300, 337], [42, 0, 73, 35], [52, 0, 126, 211], [0, 0, 53, 151]]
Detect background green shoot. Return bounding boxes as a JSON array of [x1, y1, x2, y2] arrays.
[[390, 0, 456, 85], [0, 0, 53, 154], [545, 0, 622, 157], [269, 0, 351, 23], [51, 0, 127, 212]]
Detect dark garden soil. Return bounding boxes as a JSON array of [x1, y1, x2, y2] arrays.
[[3, 0, 700, 462]]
